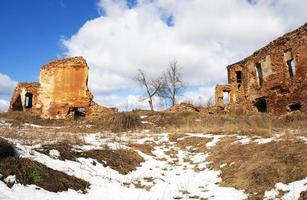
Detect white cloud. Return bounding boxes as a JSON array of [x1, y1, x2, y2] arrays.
[[95, 94, 165, 111], [179, 86, 216, 106], [0, 73, 17, 95], [62, 0, 307, 109], [0, 99, 9, 112]]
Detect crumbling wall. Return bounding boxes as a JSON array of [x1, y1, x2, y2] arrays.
[[215, 23, 307, 115], [86, 101, 117, 118], [39, 57, 93, 119], [9, 82, 40, 114], [215, 84, 237, 108], [8, 56, 114, 119]]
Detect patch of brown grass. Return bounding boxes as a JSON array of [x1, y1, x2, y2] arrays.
[[299, 191, 307, 200], [207, 137, 307, 199], [176, 137, 211, 153], [0, 127, 86, 146], [168, 133, 187, 142], [128, 142, 155, 156], [0, 138, 89, 193], [0, 157, 89, 193], [165, 148, 178, 159], [0, 111, 67, 127], [81, 147, 144, 175], [0, 138, 15, 158], [36, 143, 78, 161], [35, 142, 145, 175], [90, 112, 141, 132]]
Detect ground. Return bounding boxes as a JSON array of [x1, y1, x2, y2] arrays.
[[0, 112, 306, 200]]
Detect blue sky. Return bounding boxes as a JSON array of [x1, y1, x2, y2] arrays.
[[0, 0, 100, 82], [0, 0, 307, 111]]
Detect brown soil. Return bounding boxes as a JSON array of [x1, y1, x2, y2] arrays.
[[81, 148, 144, 175], [0, 157, 89, 193], [207, 137, 307, 199]]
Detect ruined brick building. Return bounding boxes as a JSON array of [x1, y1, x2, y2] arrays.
[[215, 23, 307, 115], [9, 57, 115, 119]]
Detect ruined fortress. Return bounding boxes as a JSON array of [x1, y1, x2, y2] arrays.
[[8, 57, 115, 119], [215, 23, 307, 115], [8, 24, 307, 118]]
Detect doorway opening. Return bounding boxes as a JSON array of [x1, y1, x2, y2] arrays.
[[223, 92, 230, 104], [254, 97, 267, 112], [12, 95, 23, 111], [25, 93, 33, 108]]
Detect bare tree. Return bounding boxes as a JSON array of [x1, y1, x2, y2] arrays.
[[159, 60, 185, 107], [135, 69, 165, 111], [205, 96, 214, 108]]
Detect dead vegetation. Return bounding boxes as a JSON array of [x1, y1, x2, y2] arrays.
[[207, 137, 307, 199], [0, 127, 86, 146], [0, 138, 89, 193], [37, 143, 78, 161], [1, 110, 306, 138], [0, 111, 67, 127], [81, 147, 144, 175], [0, 157, 89, 193], [90, 112, 142, 132], [299, 191, 307, 200], [36, 143, 144, 175], [176, 137, 211, 152], [128, 142, 155, 156], [168, 133, 211, 153], [0, 138, 15, 158]]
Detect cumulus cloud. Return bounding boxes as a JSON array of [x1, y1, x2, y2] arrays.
[[62, 0, 307, 109], [95, 94, 166, 111], [0, 99, 9, 112], [0, 73, 17, 95]]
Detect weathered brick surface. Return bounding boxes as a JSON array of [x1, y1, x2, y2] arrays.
[[215, 23, 307, 115], [9, 57, 115, 119]]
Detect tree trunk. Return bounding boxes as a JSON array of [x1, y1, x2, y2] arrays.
[[148, 98, 154, 111]]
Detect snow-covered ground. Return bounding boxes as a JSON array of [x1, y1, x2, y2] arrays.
[[0, 128, 306, 200]]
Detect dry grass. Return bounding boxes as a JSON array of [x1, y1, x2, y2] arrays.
[[0, 111, 67, 127], [89, 112, 142, 132], [176, 137, 211, 152], [1, 110, 306, 137], [0, 138, 89, 193], [207, 137, 307, 199], [35, 142, 145, 175], [0, 138, 15, 158], [299, 191, 307, 200], [36, 143, 78, 161], [168, 133, 187, 142], [81, 147, 144, 175], [0, 127, 86, 145], [0, 157, 89, 193], [128, 142, 156, 156], [168, 134, 211, 153]]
